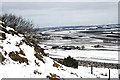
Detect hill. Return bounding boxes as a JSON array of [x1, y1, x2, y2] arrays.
[[0, 21, 82, 79]]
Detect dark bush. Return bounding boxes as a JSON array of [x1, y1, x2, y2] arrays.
[[81, 45, 85, 50], [94, 44, 103, 48], [0, 13, 34, 34], [63, 56, 78, 68], [76, 46, 81, 50], [52, 46, 59, 49]]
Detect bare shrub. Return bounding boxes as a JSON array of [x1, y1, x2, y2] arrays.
[[1, 13, 34, 34]]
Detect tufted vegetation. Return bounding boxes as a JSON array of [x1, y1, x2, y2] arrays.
[[0, 14, 34, 34]]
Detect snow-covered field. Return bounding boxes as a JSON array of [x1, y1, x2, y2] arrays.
[[40, 27, 120, 78], [41, 29, 119, 64], [45, 49, 118, 64]]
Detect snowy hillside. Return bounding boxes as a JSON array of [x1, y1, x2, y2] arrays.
[[0, 21, 118, 79], [0, 21, 81, 79]]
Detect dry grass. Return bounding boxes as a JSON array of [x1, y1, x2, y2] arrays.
[[19, 49, 25, 56], [34, 53, 45, 63], [53, 61, 62, 68], [9, 51, 29, 65], [34, 70, 42, 75], [48, 73, 59, 80], [0, 45, 3, 49], [0, 52, 6, 63]]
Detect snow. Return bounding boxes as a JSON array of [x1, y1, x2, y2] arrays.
[[0, 25, 83, 79], [1, 61, 118, 78], [0, 30, 4, 33], [0, 33, 23, 53], [90, 39, 103, 43], [0, 21, 4, 24], [6, 26, 15, 31], [77, 66, 118, 78], [0, 21, 119, 79], [20, 43, 36, 62], [46, 49, 118, 64]]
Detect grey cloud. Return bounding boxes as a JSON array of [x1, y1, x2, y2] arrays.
[[2, 2, 117, 10], [1, 2, 118, 27]]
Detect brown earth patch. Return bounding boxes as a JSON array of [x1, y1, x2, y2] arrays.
[[53, 61, 62, 68], [0, 45, 3, 49], [0, 52, 6, 63], [9, 51, 29, 65], [48, 73, 59, 80]]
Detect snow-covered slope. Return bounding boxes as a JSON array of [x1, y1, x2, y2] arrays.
[[0, 21, 82, 79], [0, 21, 118, 79]]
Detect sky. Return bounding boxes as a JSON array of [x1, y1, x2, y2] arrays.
[[0, 0, 119, 28]]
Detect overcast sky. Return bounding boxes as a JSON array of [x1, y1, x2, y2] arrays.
[[1, 2, 118, 27]]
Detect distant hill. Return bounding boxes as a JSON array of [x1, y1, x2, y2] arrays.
[[34, 24, 120, 32]]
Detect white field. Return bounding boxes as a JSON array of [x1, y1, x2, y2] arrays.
[[41, 29, 119, 78], [42, 29, 119, 64], [45, 49, 118, 64]]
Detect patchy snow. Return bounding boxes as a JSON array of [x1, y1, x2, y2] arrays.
[[0, 21, 4, 24], [0, 22, 85, 79], [6, 26, 15, 31], [0, 33, 23, 53], [0, 21, 119, 79], [78, 66, 118, 78]]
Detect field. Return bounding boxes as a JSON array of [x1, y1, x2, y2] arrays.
[[39, 25, 120, 78]]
